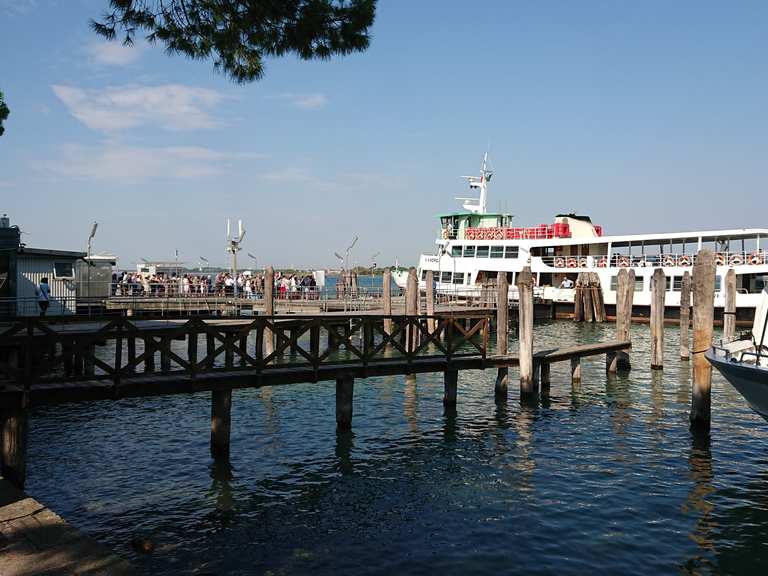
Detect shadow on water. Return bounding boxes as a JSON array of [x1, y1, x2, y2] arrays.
[[335, 430, 355, 476], [681, 430, 716, 574]]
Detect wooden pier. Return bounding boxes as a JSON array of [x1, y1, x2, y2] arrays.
[[0, 303, 630, 489]]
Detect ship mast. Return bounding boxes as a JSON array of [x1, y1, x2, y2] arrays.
[[457, 152, 493, 214]]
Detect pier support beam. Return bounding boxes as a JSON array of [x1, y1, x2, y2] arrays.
[[571, 357, 582, 385], [1, 394, 28, 489], [495, 272, 509, 399], [517, 266, 535, 399], [383, 268, 393, 337], [724, 268, 737, 341], [210, 389, 232, 460], [264, 266, 275, 356], [405, 267, 418, 353], [443, 369, 458, 406], [650, 268, 666, 370], [607, 268, 634, 373], [691, 250, 716, 429], [680, 271, 692, 360], [336, 373, 354, 430], [425, 270, 436, 335], [540, 362, 551, 395]]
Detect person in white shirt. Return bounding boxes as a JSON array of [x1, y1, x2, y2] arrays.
[[559, 277, 575, 289], [35, 277, 51, 316]]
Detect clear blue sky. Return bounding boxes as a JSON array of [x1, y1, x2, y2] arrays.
[[1, 0, 767, 268]]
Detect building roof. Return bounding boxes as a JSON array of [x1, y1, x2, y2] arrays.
[[17, 247, 86, 259]]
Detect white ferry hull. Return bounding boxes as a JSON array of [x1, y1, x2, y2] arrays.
[[708, 350, 768, 421]]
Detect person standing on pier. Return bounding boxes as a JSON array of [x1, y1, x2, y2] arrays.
[[35, 277, 50, 316]]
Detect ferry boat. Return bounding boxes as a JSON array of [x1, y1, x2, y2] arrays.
[[395, 155, 768, 320]]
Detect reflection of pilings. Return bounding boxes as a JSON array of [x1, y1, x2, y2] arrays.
[[335, 430, 355, 476], [404, 375, 418, 434], [683, 431, 716, 561]]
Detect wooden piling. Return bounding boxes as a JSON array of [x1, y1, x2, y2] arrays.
[[425, 270, 436, 335], [405, 267, 418, 353], [443, 369, 458, 406], [495, 272, 509, 398], [680, 271, 691, 360], [573, 272, 584, 322], [264, 266, 275, 356], [607, 268, 633, 372], [210, 389, 232, 459], [691, 250, 716, 427], [650, 268, 666, 370], [145, 337, 156, 372], [127, 337, 136, 374], [1, 396, 28, 489], [591, 273, 606, 322], [517, 266, 535, 398], [84, 344, 95, 377], [540, 362, 551, 387], [336, 373, 354, 430], [571, 357, 581, 384], [161, 337, 171, 372], [383, 268, 393, 337], [724, 268, 736, 341], [583, 273, 594, 323], [187, 332, 197, 374]]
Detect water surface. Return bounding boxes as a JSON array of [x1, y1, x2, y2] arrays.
[[26, 321, 768, 575]]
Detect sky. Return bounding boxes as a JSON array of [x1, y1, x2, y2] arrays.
[[1, 0, 767, 269]]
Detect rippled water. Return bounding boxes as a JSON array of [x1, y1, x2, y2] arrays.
[[25, 321, 768, 575]]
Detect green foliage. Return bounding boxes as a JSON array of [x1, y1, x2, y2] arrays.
[[92, 0, 377, 83], [0, 91, 8, 137]]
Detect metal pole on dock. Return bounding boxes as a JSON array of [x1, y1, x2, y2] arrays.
[[383, 268, 392, 337], [517, 266, 535, 398], [680, 271, 691, 360], [691, 249, 716, 428], [650, 268, 666, 370], [724, 268, 736, 341], [336, 373, 354, 430], [264, 266, 275, 356], [495, 272, 509, 399]]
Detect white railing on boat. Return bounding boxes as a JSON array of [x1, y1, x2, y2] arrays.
[[536, 251, 768, 269]]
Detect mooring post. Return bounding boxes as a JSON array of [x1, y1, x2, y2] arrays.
[[592, 272, 606, 322], [127, 337, 136, 374], [161, 337, 171, 373], [264, 265, 275, 356], [583, 273, 594, 323], [144, 337, 155, 372], [495, 272, 509, 399], [443, 369, 458, 406], [84, 344, 95, 377], [517, 266, 535, 398], [607, 268, 634, 372], [540, 362, 551, 390], [571, 357, 581, 384], [336, 373, 354, 430], [1, 394, 28, 489], [425, 270, 436, 336], [691, 250, 716, 428], [651, 268, 666, 370], [210, 389, 232, 460], [383, 268, 393, 337], [573, 272, 584, 322], [680, 271, 692, 360], [724, 268, 736, 341], [405, 267, 418, 353]]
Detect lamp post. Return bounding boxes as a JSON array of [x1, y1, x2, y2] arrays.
[[226, 219, 246, 297], [86, 221, 98, 300]]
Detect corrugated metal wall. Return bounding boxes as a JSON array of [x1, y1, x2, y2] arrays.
[[16, 256, 77, 315]]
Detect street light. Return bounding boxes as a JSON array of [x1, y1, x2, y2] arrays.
[[198, 256, 208, 272], [86, 221, 98, 299], [370, 251, 380, 291]]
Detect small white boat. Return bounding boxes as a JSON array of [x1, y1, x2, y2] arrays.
[[708, 289, 768, 420]]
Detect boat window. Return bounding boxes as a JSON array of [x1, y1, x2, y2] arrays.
[[505, 246, 519, 259], [610, 275, 618, 291], [715, 276, 722, 292], [441, 271, 452, 283], [477, 245, 490, 258], [671, 276, 683, 291], [421, 270, 427, 281], [635, 277, 645, 292], [451, 245, 462, 257], [490, 246, 504, 259], [463, 245, 475, 258], [453, 273, 464, 284]]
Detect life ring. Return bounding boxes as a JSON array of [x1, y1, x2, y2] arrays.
[[494, 228, 504, 240], [465, 229, 475, 240], [566, 257, 577, 268], [578, 257, 588, 268], [729, 254, 743, 266], [554, 257, 566, 268], [750, 252, 762, 265], [716, 253, 726, 266], [679, 255, 692, 267], [619, 256, 630, 267], [663, 256, 675, 267], [476, 229, 485, 240], [442, 229, 449, 240], [597, 258, 607, 268]]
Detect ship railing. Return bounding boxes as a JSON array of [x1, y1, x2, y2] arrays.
[[536, 250, 768, 269]]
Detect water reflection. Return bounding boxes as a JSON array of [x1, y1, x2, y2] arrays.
[[513, 406, 536, 492], [403, 375, 418, 434], [681, 430, 715, 573], [335, 430, 355, 476]]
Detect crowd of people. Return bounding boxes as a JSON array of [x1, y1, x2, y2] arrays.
[[112, 271, 320, 299]]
